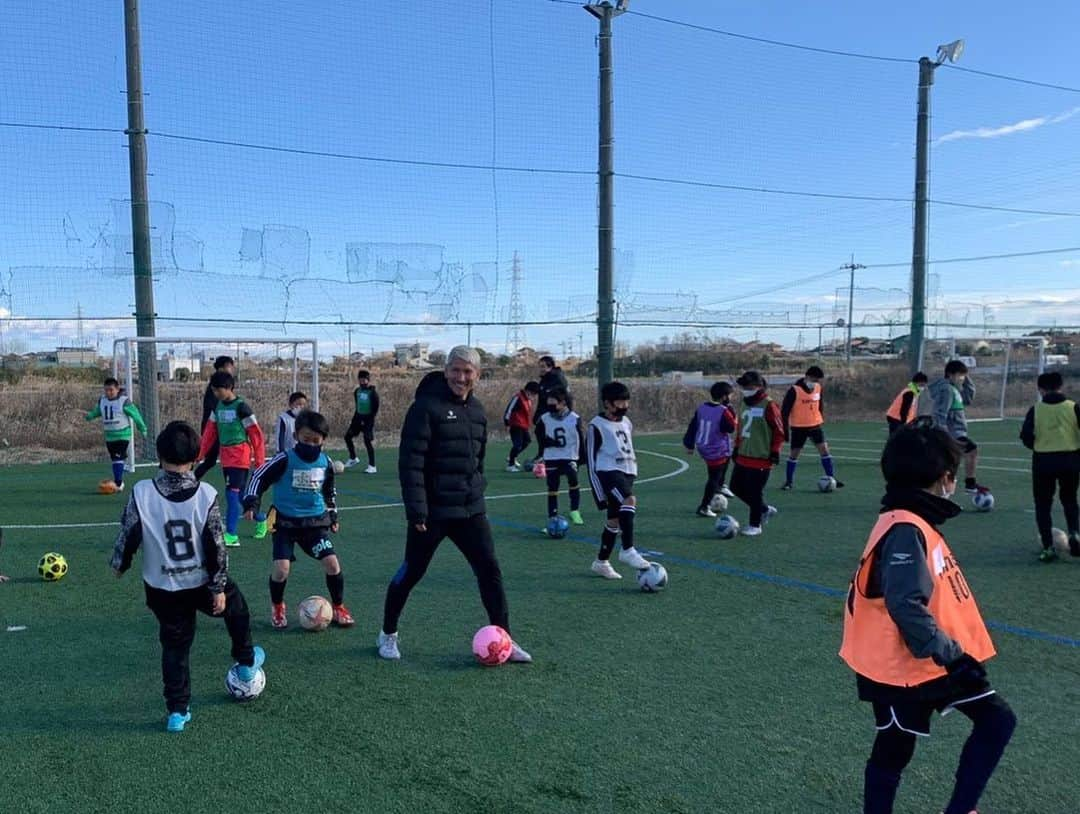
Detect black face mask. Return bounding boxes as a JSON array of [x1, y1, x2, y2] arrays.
[[612, 408, 629, 420], [294, 442, 322, 462]]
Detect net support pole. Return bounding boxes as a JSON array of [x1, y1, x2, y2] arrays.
[[311, 340, 320, 411], [125, 339, 137, 471], [292, 344, 299, 394], [909, 57, 935, 378], [999, 338, 1011, 419], [123, 0, 160, 452]]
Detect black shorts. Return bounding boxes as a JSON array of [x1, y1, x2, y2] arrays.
[[597, 470, 635, 517], [545, 460, 578, 478], [345, 414, 374, 441], [872, 688, 997, 737], [105, 440, 130, 461], [272, 526, 336, 563], [955, 436, 978, 454], [789, 426, 826, 449]]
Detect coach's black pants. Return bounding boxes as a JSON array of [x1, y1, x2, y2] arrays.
[[730, 463, 771, 526], [344, 413, 375, 466], [145, 579, 254, 713], [382, 514, 509, 636], [1032, 467, 1080, 546]]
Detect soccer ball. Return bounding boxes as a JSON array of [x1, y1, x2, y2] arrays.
[[709, 493, 729, 513], [637, 562, 668, 593], [97, 479, 119, 495], [546, 515, 570, 539], [225, 665, 266, 701], [297, 595, 333, 631], [971, 490, 995, 512], [1051, 528, 1070, 554], [715, 514, 740, 539], [818, 476, 837, 493], [332, 460, 345, 475], [38, 552, 68, 582], [471, 624, 512, 666]]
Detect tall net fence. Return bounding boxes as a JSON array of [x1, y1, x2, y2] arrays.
[[1, 1, 1079, 457]]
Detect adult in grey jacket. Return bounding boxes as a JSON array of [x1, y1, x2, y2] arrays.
[[376, 346, 532, 664], [926, 359, 986, 494]]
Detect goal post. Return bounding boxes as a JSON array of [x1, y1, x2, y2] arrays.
[[113, 336, 320, 469], [921, 336, 1045, 421]]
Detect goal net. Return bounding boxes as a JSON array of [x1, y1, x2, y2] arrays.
[[921, 336, 1046, 421], [113, 337, 319, 469]]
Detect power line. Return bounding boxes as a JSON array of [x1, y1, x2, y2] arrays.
[[930, 200, 1080, 218], [941, 64, 1080, 94], [865, 245, 1080, 269]]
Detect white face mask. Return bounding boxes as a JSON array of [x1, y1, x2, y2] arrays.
[[741, 389, 758, 399], [940, 477, 956, 499]]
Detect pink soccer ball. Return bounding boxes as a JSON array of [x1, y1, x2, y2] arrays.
[[471, 625, 512, 666], [532, 461, 547, 479]]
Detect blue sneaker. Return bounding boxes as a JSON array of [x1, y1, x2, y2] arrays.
[[166, 710, 192, 733], [234, 645, 265, 683]]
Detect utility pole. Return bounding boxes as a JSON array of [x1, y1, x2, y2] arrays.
[[505, 250, 525, 353], [123, 0, 159, 446], [585, 0, 627, 405], [842, 256, 865, 364], [345, 325, 353, 360]]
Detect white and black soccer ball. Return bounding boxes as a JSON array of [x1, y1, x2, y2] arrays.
[[637, 562, 668, 593], [971, 490, 995, 512], [708, 493, 729, 513], [818, 476, 837, 493], [225, 665, 266, 701], [715, 514, 740, 539]]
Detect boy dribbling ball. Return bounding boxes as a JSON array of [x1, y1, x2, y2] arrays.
[[110, 420, 265, 733]]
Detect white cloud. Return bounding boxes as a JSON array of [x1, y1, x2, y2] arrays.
[[936, 106, 1080, 144]]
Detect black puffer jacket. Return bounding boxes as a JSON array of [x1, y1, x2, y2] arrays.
[[399, 371, 488, 524]]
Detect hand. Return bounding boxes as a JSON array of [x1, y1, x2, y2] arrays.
[[768, 452, 780, 465], [331, 523, 339, 534], [946, 653, 987, 685], [243, 509, 254, 521], [414, 522, 428, 533], [210, 592, 226, 615]]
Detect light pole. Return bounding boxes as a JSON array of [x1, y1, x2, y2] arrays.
[[910, 38, 964, 377], [585, 0, 628, 406], [842, 256, 865, 364]]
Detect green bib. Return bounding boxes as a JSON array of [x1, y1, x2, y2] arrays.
[[215, 397, 249, 447], [739, 397, 774, 460], [1034, 400, 1080, 453]]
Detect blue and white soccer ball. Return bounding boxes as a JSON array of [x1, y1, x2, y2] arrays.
[[225, 665, 266, 701], [546, 515, 570, 539], [971, 490, 995, 512], [637, 562, 668, 593], [714, 514, 740, 539]]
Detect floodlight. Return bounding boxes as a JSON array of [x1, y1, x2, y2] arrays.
[[935, 39, 964, 65], [615, 0, 629, 10]]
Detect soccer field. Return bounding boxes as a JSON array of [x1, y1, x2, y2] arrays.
[[2, 421, 1078, 814]]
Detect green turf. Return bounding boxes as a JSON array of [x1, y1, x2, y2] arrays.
[[2, 421, 1078, 813]]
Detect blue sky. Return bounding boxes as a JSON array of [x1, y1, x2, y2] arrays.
[[1, 0, 1078, 356]]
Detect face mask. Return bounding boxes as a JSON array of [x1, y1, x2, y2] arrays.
[[940, 478, 956, 499], [290, 407, 303, 417], [294, 442, 321, 459], [612, 408, 629, 420], [741, 389, 758, 399]]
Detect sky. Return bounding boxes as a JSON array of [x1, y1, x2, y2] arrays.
[[1, 0, 1078, 358]]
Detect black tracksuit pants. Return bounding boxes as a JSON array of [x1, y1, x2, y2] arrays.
[[383, 514, 509, 636], [1032, 466, 1080, 546], [145, 578, 254, 713], [731, 462, 771, 526]]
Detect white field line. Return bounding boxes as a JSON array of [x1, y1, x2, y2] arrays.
[[5, 450, 691, 530]]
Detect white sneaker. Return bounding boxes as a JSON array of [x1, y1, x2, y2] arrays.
[[506, 464, 521, 473], [364, 464, 377, 474], [376, 630, 401, 660], [696, 506, 717, 518], [740, 525, 763, 537], [344, 458, 361, 469], [720, 485, 734, 498], [591, 559, 622, 580], [116, 482, 125, 492], [763, 505, 778, 523], [618, 546, 650, 570], [508, 641, 533, 663]]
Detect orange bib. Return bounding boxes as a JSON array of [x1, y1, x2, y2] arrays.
[[886, 385, 920, 423], [789, 382, 822, 428], [839, 510, 995, 687]]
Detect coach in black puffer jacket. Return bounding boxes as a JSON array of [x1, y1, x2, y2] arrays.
[[398, 368, 488, 526], [378, 346, 531, 664]]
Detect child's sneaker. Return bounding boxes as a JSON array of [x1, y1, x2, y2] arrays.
[[697, 506, 717, 518], [116, 481, 125, 492], [332, 604, 355, 627], [964, 483, 990, 495], [590, 559, 622, 580], [1039, 547, 1059, 563], [344, 458, 361, 469], [720, 485, 734, 498], [779, 482, 793, 491], [505, 463, 521, 473], [166, 710, 191, 733], [569, 510, 585, 526], [377, 630, 401, 660], [833, 479, 845, 488], [763, 505, 778, 524], [364, 464, 377, 474], [252, 519, 268, 539], [223, 532, 240, 547], [508, 641, 533, 663], [271, 603, 288, 629], [618, 546, 650, 570], [740, 525, 763, 537], [234, 645, 265, 683]]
